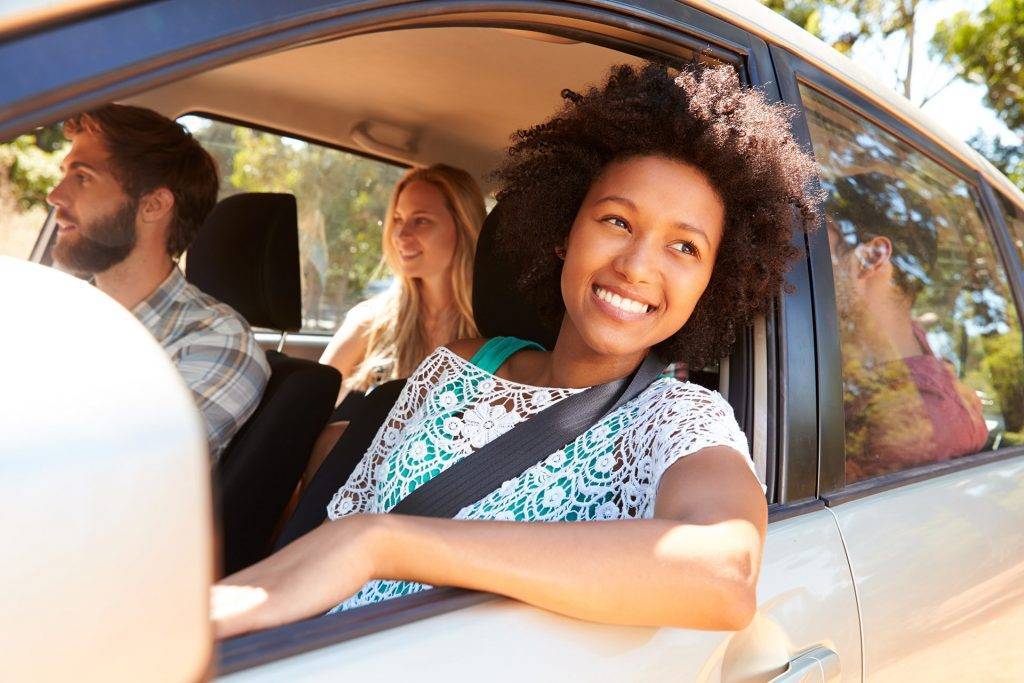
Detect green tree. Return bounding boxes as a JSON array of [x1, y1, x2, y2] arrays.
[[761, 0, 934, 99], [932, 0, 1024, 135], [189, 120, 403, 327]]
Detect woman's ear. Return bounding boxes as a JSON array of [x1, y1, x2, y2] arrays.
[[554, 244, 567, 260]]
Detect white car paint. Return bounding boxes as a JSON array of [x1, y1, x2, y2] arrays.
[[832, 457, 1024, 681], [0, 257, 214, 682], [221, 510, 860, 681]]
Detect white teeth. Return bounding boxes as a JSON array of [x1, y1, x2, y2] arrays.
[[595, 286, 650, 314]]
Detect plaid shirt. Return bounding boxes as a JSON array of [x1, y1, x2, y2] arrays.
[[132, 267, 269, 462]]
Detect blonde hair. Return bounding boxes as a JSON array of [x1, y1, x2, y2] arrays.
[[349, 164, 485, 391]]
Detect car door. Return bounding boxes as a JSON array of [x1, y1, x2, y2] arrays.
[[0, 1, 860, 680], [775, 49, 1024, 681]]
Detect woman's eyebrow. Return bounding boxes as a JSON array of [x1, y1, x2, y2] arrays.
[[676, 221, 710, 249], [594, 195, 637, 211]]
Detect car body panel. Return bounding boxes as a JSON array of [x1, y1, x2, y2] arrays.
[[831, 456, 1024, 681], [218, 509, 860, 681], [0, 257, 214, 682]]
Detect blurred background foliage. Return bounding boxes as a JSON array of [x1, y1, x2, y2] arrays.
[[762, 0, 1024, 184], [186, 118, 404, 330]]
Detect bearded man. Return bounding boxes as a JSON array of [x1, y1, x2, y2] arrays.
[[47, 104, 269, 462]]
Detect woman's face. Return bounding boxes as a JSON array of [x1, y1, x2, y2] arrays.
[[560, 155, 725, 359], [390, 180, 458, 280]]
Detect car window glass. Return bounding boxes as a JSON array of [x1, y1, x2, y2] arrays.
[[996, 192, 1024, 265], [801, 85, 1024, 484], [0, 126, 67, 259], [180, 115, 406, 334]]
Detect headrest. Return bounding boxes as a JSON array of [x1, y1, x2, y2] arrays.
[[472, 202, 559, 349], [186, 193, 301, 331]]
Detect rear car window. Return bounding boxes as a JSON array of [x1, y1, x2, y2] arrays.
[[800, 85, 1024, 484], [179, 115, 405, 334]]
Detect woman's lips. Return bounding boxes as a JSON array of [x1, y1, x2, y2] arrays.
[[590, 284, 656, 322]]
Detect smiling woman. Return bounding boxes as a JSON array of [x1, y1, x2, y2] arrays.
[[212, 61, 821, 639]]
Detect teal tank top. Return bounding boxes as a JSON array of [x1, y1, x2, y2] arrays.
[[468, 336, 545, 374]]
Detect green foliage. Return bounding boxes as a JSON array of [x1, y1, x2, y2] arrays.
[[0, 127, 68, 211], [760, 0, 924, 63], [189, 119, 404, 324], [762, 0, 824, 39], [932, 0, 1024, 135], [982, 329, 1024, 432]]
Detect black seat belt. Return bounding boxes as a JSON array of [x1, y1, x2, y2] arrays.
[[392, 353, 665, 518]]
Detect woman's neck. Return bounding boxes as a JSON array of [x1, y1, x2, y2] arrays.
[[526, 318, 647, 389], [416, 272, 454, 319]]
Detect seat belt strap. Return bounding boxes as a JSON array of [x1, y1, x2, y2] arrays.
[[391, 353, 665, 519]]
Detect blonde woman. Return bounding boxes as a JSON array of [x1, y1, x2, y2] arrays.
[[306, 164, 485, 483]]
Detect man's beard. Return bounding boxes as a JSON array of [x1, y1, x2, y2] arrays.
[[52, 199, 138, 276]]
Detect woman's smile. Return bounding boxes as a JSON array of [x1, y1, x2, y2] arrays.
[[591, 283, 657, 320]]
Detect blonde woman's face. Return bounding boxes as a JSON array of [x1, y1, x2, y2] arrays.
[[390, 180, 458, 280]]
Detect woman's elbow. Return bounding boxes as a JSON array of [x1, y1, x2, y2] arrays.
[[690, 548, 760, 631], [715, 582, 757, 631]]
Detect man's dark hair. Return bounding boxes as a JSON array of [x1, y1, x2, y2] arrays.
[[64, 104, 219, 258], [827, 171, 939, 301], [493, 62, 822, 367]]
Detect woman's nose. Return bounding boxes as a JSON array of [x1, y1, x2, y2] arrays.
[[611, 238, 656, 284]]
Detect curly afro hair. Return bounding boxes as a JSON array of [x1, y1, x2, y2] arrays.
[[493, 62, 822, 367]]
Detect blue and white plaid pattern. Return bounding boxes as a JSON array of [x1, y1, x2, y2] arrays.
[[132, 267, 269, 462]]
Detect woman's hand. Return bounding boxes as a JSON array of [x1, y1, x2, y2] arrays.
[[211, 514, 386, 639]]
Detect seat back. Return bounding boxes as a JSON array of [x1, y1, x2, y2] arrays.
[[186, 192, 340, 574], [222, 351, 339, 571], [274, 378, 407, 551]]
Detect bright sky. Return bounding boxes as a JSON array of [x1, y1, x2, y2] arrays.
[[827, 0, 1021, 146]]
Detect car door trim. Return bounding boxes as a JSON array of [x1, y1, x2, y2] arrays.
[[823, 446, 1024, 507]]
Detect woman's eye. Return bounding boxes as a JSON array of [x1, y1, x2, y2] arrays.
[[603, 215, 630, 231], [76, 173, 87, 185], [670, 241, 700, 258]]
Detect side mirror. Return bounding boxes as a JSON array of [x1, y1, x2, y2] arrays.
[[0, 258, 214, 681]]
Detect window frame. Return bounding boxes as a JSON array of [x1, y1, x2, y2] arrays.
[[771, 46, 1024, 505]]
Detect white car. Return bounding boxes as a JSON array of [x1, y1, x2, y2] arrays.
[[2, 1, 1023, 681]]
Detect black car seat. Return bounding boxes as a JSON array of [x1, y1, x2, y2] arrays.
[[186, 192, 341, 574]]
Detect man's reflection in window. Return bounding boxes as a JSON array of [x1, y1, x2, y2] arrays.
[[827, 173, 988, 483]]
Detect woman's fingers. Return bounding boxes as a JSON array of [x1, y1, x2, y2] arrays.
[[211, 584, 271, 639], [211, 515, 383, 639]]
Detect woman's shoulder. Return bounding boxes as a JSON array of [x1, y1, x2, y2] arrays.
[[641, 377, 737, 420], [346, 293, 391, 324], [445, 337, 490, 361]]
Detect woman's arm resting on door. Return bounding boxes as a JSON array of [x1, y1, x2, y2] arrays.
[[213, 445, 766, 638]]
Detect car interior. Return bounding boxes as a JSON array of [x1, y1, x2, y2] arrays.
[[114, 25, 771, 572]]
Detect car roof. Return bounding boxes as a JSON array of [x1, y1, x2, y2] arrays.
[[125, 0, 1023, 208]]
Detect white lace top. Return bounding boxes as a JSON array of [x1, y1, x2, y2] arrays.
[[326, 345, 752, 612]]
